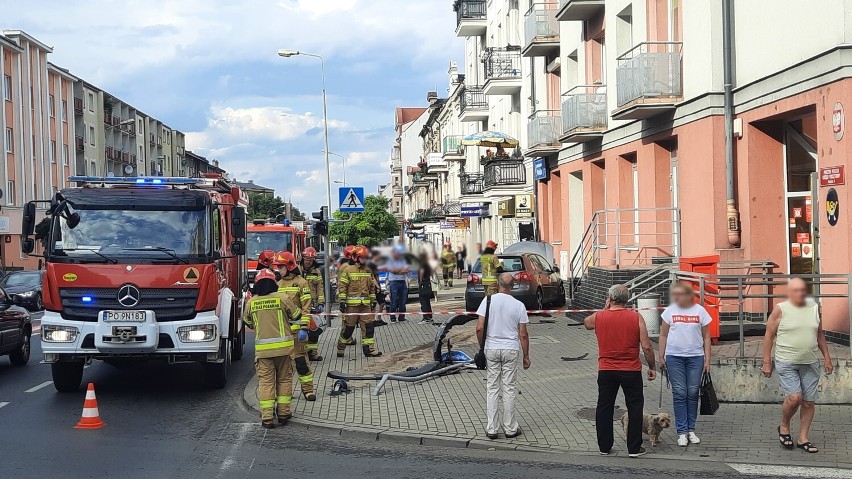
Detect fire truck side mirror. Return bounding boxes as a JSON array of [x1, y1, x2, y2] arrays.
[[22, 202, 36, 236], [230, 240, 246, 256], [232, 207, 246, 239]]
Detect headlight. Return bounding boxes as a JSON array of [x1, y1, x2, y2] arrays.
[[177, 324, 217, 343], [17, 291, 36, 297], [42, 325, 79, 343]]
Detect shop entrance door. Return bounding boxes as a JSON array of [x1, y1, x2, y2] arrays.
[[783, 117, 818, 275]]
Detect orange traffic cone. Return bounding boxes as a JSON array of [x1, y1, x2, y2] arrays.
[[75, 383, 105, 429]]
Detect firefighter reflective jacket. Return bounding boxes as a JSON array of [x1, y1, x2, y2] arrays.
[[441, 249, 456, 269], [302, 263, 325, 305], [243, 293, 297, 359], [338, 263, 375, 306], [277, 275, 312, 333], [480, 254, 501, 285]]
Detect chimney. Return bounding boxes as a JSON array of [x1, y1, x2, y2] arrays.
[[248, 179, 254, 184], [426, 91, 438, 105]]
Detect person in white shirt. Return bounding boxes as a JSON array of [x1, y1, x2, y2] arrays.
[[476, 273, 531, 439], [659, 282, 712, 447]]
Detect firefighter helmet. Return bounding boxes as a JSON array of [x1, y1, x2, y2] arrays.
[[274, 250, 298, 271], [257, 249, 276, 267], [254, 269, 277, 283], [353, 245, 369, 259], [302, 246, 317, 259], [342, 245, 355, 260], [485, 240, 498, 250]]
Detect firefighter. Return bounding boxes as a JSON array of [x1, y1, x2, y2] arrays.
[[337, 245, 382, 358], [480, 240, 503, 297], [301, 246, 324, 361], [243, 269, 302, 428], [274, 250, 316, 401], [257, 249, 276, 271], [440, 243, 456, 288], [337, 245, 357, 346]]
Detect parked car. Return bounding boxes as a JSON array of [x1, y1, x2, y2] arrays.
[[465, 253, 566, 312], [0, 285, 33, 366], [371, 247, 420, 302], [1, 271, 45, 312]]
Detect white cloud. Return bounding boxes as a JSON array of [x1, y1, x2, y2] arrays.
[[187, 106, 348, 145]]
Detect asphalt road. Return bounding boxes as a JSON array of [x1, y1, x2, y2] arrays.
[[0, 328, 811, 479]]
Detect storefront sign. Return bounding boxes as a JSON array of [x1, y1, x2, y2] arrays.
[[515, 194, 534, 217], [0, 216, 9, 234], [440, 217, 470, 230], [819, 166, 845, 186], [826, 188, 840, 226], [460, 204, 489, 217], [832, 102, 845, 141], [533, 158, 548, 181], [796, 232, 811, 244]]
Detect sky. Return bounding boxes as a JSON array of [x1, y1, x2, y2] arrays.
[[2, 0, 462, 212]]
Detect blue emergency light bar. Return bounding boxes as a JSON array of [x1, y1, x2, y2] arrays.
[[69, 176, 202, 185]]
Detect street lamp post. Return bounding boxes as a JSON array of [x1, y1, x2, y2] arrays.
[[326, 150, 346, 187], [278, 49, 333, 315]]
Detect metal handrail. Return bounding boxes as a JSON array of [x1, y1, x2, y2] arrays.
[[616, 41, 683, 62], [625, 262, 677, 303]]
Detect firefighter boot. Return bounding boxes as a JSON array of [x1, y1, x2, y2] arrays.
[[294, 356, 316, 401], [361, 322, 382, 357], [276, 396, 292, 425], [307, 329, 323, 361], [337, 324, 356, 357]]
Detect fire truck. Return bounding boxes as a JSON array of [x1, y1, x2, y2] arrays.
[[246, 219, 306, 277], [20, 176, 249, 391]]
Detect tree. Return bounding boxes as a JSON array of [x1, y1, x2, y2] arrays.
[[329, 195, 399, 247], [246, 194, 306, 221]]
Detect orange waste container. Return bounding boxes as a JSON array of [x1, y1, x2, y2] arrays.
[[679, 255, 721, 343]]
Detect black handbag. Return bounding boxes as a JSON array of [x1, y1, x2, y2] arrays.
[[699, 372, 720, 415], [473, 296, 491, 370]]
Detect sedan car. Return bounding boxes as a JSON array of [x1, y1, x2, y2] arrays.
[[0, 285, 33, 366], [465, 253, 566, 312], [1, 270, 44, 312]]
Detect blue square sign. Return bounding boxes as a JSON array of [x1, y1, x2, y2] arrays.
[[338, 187, 365, 212]]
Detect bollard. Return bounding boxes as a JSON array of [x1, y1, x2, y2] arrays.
[[637, 294, 662, 338]]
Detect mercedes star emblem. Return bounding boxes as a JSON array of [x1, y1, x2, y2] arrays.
[[117, 284, 141, 308]]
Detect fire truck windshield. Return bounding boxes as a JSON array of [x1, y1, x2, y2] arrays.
[[49, 208, 210, 261], [247, 231, 293, 260]]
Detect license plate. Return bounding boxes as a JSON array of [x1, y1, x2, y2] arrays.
[[103, 310, 146, 322]]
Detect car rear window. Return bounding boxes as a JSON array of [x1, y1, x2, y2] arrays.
[[471, 256, 525, 273]]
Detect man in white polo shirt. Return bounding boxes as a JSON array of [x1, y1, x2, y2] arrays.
[[476, 273, 531, 440]]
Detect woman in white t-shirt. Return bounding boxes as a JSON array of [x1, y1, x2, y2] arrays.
[[659, 282, 713, 447]]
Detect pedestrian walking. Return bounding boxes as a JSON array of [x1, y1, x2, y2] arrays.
[[244, 269, 301, 429], [418, 251, 434, 324], [659, 282, 712, 447], [385, 244, 409, 322], [476, 273, 531, 440], [585, 284, 657, 458], [455, 246, 466, 280], [762, 278, 834, 454], [480, 240, 502, 297]]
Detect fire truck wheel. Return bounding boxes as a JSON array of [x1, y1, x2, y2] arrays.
[[203, 339, 231, 389], [51, 361, 84, 392], [232, 327, 245, 361]]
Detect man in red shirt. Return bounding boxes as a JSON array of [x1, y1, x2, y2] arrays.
[[585, 284, 657, 457]]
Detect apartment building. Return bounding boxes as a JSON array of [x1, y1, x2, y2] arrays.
[[1, 30, 77, 269]]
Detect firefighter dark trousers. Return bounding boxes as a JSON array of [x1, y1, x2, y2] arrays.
[[256, 356, 294, 421], [337, 305, 380, 357]]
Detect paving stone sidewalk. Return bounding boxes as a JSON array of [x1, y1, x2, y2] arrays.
[[244, 285, 852, 468]]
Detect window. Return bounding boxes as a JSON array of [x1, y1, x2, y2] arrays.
[[4, 127, 11, 153], [89, 126, 95, 146], [63, 144, 69, 166], [138, 119, 143, 133], [50, 140, 57, 163], [3, 75, 10, 102], [88, 160, 97, 176], [61, 100, 68, 122], [49, 94, 55, 117], [87, 92, 94, 112], [212, 209, 222, 251], [6, 181, 13, 205]]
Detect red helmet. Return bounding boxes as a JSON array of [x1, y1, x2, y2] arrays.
[[485, 240, 498, 250], [274, 251, 298, 271], [343, 245, 355, 260], [254, 269, 277, 283], [353, 245, 369, 259], [302, 247, 317, 259], [257, 249, 276, 267]]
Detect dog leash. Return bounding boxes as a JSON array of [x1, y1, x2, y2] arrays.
[[658, 367, 670, 410]]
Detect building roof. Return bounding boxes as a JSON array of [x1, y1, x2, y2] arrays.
[[395, 107, 428, 130], [0, 34, 24, 52], [235, 180, 275, 195], [2, 30, 53, 52], [47, 62, 80, 82]]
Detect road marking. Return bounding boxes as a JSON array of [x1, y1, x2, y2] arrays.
[[24, 381, 53, 393], [0, 402, 9, 409], [729, 464, 852, 478]]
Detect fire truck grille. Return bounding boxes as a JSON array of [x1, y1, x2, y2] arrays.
[[59, 288, 200, 322]]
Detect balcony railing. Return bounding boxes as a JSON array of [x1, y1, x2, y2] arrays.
[[484, 48, 522, 81], [455, 0, 486, 25], [460, 86, 487, 111], [484, 160, 526, 188], [562, 85, 607, 135], [460, 173, 484, 195], [524, 3, 560, 46], [442, 135, 465, 155], [527, 110, 562, 148], [615, 42, 683, 108]]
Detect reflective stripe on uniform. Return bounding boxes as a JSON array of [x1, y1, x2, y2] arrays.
[[251, 297, 282, 312], [362, 337, 375, 345], [482, 278, 497, 284], [276, 395, 292, 404], [255, 337, 295, 351], [278, 287, 301, 293], [290, 324, 302, 332], [259, 399, 276, 409], [298, 374, 314, 383], [306, 343, 318, 350]]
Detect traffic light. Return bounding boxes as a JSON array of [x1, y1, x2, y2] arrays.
[[312, 206, 329, 235]]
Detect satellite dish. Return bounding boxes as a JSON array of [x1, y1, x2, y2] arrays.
[[124, 165, 134, 174]]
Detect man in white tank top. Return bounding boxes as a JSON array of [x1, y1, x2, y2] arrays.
[[762, 278, 834, 454]]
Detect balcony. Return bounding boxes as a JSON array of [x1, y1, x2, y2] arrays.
[[526, 110, 562, 156], [73, 98, 83, 116], [612, 42, 683, 120], [454, 0, 487, 37], [556, 0, 604, 22], [459, 86, 488, 122], [75, 136, 84, 153], [392, 185, 403, 196], [442, 135, 466, 160], [460, 173, 484, 195], [560, 85, 607, 142], [484, 160, 527, 189], [483, 47, 522, 95], [523, 3, 560, 58]]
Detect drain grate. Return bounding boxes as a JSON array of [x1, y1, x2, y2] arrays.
[[575, 406, 626, 421]]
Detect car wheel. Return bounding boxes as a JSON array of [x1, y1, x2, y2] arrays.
[[556, 283, 567, 307], [9, 328, 31, 366], [203, 338, 230, 389], [52, 361, 85, 392], [232, 327, 245, 361]]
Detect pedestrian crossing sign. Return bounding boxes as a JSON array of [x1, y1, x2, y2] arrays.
[[338, 187, 365, 212]]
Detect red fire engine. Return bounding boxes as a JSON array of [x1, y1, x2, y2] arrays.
[[246, 219, 306, 272]]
